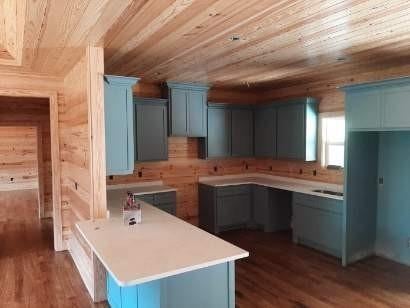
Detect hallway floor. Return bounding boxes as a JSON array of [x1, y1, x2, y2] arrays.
[[0, 190, 107, 308]]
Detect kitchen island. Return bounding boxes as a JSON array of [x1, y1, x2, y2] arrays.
[[76, 199, 248, 308]]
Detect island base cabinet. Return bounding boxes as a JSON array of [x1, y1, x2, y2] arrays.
[[107, 262, 235, 308], [292, 193, 343, 258]]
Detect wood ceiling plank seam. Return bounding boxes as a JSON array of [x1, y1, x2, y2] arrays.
[[135, 0, 298, 77], [139, 0, 366, 82], [105, 0, 191, 66], [171, 2, 410, 85], [32, 0, 89, 73], [153, 0, 393, 83], [116, 0, 315, 77]]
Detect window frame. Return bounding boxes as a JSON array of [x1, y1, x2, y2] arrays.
[[318, 111, 345, 168]]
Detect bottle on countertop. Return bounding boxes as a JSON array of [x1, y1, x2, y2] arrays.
[[123, 191, 142, 226]]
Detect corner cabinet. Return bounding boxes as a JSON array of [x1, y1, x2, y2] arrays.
[[343, 77, 410, 130], [104, 75, 139, 176], [166, 82, 209, 137], [200, 104, 254, 159], [134, 97, 168, 162], [276, 98, 318, 161]]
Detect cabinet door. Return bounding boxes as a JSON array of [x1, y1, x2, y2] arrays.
[[382, 84, 410, 128], [105, 82, 134, 175], [170, 88, 188, 136], [254, 107, 276, 158], [207, 108, 231, 158], [277, 104, 305, 160], [136, 103, 168, 161], [345, 88, 382, 130], [217, 194, 250, 228], [231, 108, 253, 157], [252, 185, 269, 227], [188, 90, 207, 137]]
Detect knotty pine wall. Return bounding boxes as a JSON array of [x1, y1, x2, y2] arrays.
[[0, 97, 53, 217]]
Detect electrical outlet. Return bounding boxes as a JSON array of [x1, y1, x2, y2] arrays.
[[138, 171, 142, 177], [299, 169, 303, 174], [269, 166, 273, 171], [313, 170, 317, 176], [214, 166, 218, 172]]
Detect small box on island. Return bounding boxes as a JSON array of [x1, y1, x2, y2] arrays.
[[123, 192, 142, 226]]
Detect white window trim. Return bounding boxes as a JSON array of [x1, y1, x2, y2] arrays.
[[318, 111, 345, 168]]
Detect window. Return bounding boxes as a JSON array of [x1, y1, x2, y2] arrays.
[[320, 113, 345, 168]]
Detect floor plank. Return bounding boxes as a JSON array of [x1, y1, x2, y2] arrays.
[[0, 190, 108, 308], [222, 229, 410, 308]]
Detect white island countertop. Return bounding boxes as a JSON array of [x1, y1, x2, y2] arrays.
[[199, 173, 344, 200], [76, 202, 249, 287]]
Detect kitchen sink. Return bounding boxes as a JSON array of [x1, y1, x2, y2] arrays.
[[312, 189, 343, 197]]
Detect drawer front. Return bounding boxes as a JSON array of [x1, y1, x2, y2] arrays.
[[216, 185, 250, 197], [293, 203, 342, 256], [217, 194, 251, 227], [107, 274, 122, 308], [293, 193, 343, 214], [136, 194, 154, 204], [154, 191, 176, 205], [156, 203, 176, 215]]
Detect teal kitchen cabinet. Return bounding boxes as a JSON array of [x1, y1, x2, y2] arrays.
[[135, 98, 168, 162], [252, 185, 291, 232], [203, 105, 232, 158], [135, 192, 176, 216], [343, 77, 410, 131], [104, 75, 139, 175], [254, 105, 276, 158], [276, 98, 318, 161], [167, 82, 209, 137], [292, 193, 343, 258], [231, 107, 253, 157]]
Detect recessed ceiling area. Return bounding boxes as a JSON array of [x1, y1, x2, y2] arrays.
[[2, 0, 410, 90]]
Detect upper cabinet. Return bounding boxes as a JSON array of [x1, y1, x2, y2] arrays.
[[134, 98, 168, 162], [254, 105, 276, 158], [104, 75, 139, 176], [231, 107, 254, 157], [201, 104, 254, 159], [343, 77, 410, 131], [276, 98, 318, 161], [166, 82, 209, 137]]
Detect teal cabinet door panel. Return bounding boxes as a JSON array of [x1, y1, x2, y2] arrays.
[[345, 89, 382, 130], [217, 192, 251, 228], [135, 99, 168, 162], [167, 82, 209, 137], [292, 193, 343, 258], [104, 75, 138, 175], [382, 84, 410, 128], [252, 185, 270, 229], [170, 88, 188, 136], [254, 107, 276, 158], [207, 107, 231, 158], [188, 90, 207, 137], [277, 103, 305, 160], [231, 108, 253, 157]]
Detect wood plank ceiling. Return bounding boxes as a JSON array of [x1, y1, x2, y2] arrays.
[[2, 0, 410, 89]]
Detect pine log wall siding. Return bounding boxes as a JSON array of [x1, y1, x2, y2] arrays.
[[61, 54, 92, 239], [0, 97, 53, 217]]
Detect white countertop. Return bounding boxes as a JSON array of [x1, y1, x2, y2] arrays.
[[199, 173, 344, 200], [76, 202, 248, 287]]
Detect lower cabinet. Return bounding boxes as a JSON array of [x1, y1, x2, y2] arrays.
[[292, 193, 343, 257], [199, 184, 292, 234], [136, 192, 176, 216], [107, 262, 235, 308]]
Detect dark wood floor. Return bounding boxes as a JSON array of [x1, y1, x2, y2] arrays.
[[2, 190, 410, 307], [222, 230, 410, 308], [0, 190, 106, 308]]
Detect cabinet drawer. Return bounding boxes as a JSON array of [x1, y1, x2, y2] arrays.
[[154, 192, 176, 205], [293, 193, 342, 214], [136, 194, 154, 204], [216, 185, 250, 197]]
